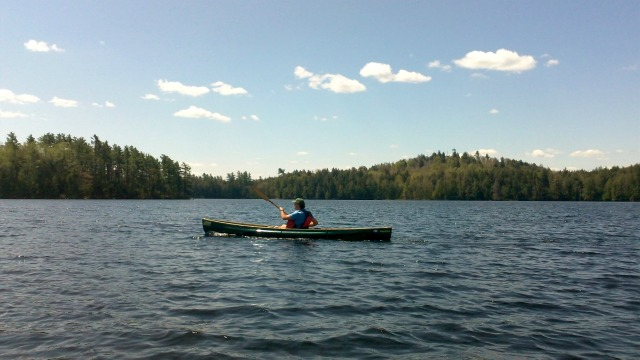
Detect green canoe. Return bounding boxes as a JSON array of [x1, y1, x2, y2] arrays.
[[202, 218, 392, 241]]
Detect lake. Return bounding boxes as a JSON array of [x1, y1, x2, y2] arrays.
[[1, 200, 639, 359]]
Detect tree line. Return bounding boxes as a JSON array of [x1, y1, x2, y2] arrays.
[[1, 133, 638, 200], [257, 152, 639, 201], [0, 133, 190, 199]]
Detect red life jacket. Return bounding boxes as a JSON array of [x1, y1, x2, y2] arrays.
[[286, 210, 313, 229]]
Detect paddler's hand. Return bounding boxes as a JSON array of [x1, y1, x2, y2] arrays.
[[279, 207, 284, 212]]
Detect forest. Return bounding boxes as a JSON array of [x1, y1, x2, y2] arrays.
[[1, 132, 639, 201]]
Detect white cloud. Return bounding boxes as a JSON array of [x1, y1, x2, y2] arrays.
[[360, 62, 394, 83], [297, 151, 309, 156], [570, 149, 605, 159], [295, 66, 366, 93], [531, 148, 560, 158], [428, 60, 452, 72], [157, 79, 209, 97], [545, 59, 560, 67], [489, 108, 499, 114], [24, 39, 64, 52], [142, 94, 160, 100], [476, 149, 498, 157], [316, 74, 366, 93], [211, 81, 248, 96], [50, 97, 78, 108], [242, 114, 260, 121], [360, 62, 431, 83], [454, 48, 536, 72], [390, 144, 399, 149], [309, 74, 366, 93], [92, 101, 115, 108], [0, 109, 28, 118], [0, 89, 40, 104], [294, 66, 314, 79], [395, 69, 431, 83], [174, 106, 230, 123]]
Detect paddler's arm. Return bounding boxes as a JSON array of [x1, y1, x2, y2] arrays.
[[279, 207, 290, 220]]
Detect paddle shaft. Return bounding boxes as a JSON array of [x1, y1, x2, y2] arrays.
[[253, 188, 281, 209]]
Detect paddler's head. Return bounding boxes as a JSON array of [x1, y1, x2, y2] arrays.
[[293, 198, 305, 209]]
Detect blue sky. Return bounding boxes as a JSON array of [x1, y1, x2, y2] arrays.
[[1, 1, 638, 178]]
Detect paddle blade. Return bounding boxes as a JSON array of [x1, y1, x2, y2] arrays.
[[252, 187, 280, 209]]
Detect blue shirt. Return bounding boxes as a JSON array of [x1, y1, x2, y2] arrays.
[[289, 210, 307, 228]]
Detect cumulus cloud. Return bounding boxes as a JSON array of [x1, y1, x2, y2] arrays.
[[428, 60, 452, 72], [297, 151, 309, 156], [531, 148, 560, 158], [294, 66, 314, 79], [174, 106, 230, 123], [24, 39, 64, 52], [211, 81, 248, 96], [476, 149, 498, 157], [570, 149, 605, 159], [295, 66, 366, 93], [395, 69, 431, 83], [489, 108, 499, 114], [360, 62, 394, 83], [312, 73, 366, 93], [142, 94, 160, 100], [454, 48, 536, 72], [0, 109, 28, 118], [545, 59, 560, 67], [50, 97, 78, 108], [360, 62, 431, 83], [157, 80, 209, 97], [0, 89, 40, 104]]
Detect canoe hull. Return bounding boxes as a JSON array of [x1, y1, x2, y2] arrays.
[[202, 218, 392, 241]]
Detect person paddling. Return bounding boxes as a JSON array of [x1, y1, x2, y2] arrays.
[[279, 198, 318, 229]]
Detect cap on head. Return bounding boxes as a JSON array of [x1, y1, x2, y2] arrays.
[[293, 198, 305, 208]]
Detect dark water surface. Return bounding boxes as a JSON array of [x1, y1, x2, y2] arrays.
[[1, 200, 639, 359]]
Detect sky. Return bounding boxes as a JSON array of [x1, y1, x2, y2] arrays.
[[1, 1, 639, 178]]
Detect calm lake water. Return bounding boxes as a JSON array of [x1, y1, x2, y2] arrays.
[[1, 200, 639, 359]]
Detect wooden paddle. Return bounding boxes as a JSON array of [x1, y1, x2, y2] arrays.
[[252, 187, 281, 210]]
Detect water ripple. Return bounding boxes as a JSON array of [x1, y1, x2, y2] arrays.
[[1, 200, 638, 359]]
